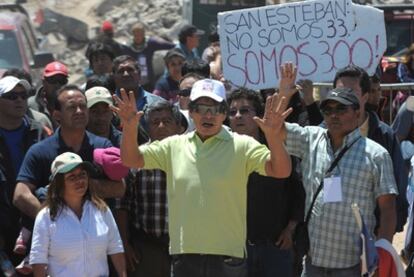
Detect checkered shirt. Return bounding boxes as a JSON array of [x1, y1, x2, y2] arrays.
[[115, 168, 168, 237], [285, 123, 398, 268]]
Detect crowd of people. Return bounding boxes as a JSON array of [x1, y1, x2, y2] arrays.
[[0, 19, 413, 277]]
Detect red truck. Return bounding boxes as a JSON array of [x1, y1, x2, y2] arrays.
[[0, 4, 53, 88]]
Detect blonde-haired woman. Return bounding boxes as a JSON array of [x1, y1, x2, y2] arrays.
[[30, 152, 126, 277]]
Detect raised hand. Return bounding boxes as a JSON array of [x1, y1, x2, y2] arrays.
[[297, 79, 315, 105], [253, 94, 292, 138], [111, 89, 143, 127], [278, 62, 298, 100]]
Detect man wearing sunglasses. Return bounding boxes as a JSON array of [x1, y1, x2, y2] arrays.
[[0, 76, 50, 267], [113, 78, 291, 277], [28, 61, 69, 129], [333, 66, 408, 238], [279, 65, 397, 276]]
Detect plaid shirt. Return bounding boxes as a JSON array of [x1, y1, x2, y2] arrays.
[[285, 123, 397, 268], [115, 168, 168, 237]]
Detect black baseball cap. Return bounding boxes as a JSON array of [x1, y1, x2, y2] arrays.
[[320, 87, 360, 109]]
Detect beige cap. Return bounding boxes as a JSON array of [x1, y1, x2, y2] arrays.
[[85, 86, 113, 108]]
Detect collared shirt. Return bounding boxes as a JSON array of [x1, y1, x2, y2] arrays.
[[17, 129, 112, 188], [285, 123, 397, 268], [116, 168, 168, 237], [175, 43, 200, 62], [30, 200, 124, 277], [139, 127, 270, 258]]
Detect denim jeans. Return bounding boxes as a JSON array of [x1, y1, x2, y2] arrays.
[[171, 254, 247, 277], [247, 241, 293, 277], [301, 256, 360, 277]]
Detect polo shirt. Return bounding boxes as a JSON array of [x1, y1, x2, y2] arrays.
[[17, 129, 112, 188], [139, 127, 270, 258]]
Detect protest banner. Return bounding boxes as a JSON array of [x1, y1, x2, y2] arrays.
[[218, 0, 386, 90]]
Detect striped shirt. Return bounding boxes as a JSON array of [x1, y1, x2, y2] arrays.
[[285, 123, 397, 268], [116, 168, 168, 237]]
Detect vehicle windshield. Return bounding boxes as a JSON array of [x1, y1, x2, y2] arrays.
[[0, 30, 22, 68], [385, 19, 412, 56]]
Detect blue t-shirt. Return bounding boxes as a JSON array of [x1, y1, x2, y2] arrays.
[[17, 129, 112, 188], [0, 120, 28, 176]]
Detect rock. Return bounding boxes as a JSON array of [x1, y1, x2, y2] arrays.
[[95, 0, 126, 16], [38, 8, 89, 43]]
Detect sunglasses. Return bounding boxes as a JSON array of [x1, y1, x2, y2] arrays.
[[193, 104, 224, 115], [321, 104, 350, 116], [229, 107, 255, 117], [45, 76, 68, 85], [1, 91, 28, 101], [178, 88, 191, 97]]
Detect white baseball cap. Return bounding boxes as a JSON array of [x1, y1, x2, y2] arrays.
[[190, 79, 226, 103], [0, 76, 31, 96], [50, 152, 94, 181], [85, 86, 113, 108]]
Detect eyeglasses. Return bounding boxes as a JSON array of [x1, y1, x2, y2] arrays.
[[1, 91, 28, 101], [178, 88, 191, 97], [45, 76, 68, 85], [229, 107, 255, 117], [192, 104, 223, 115], [321, 104, 350, 116]]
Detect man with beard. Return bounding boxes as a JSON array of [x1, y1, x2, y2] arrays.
[[28, 61, 69, 129]]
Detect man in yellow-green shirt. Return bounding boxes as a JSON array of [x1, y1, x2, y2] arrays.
[[113, 79, 292, 277]]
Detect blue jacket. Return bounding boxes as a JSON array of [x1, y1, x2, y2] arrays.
[[367, 111, 408, 232]]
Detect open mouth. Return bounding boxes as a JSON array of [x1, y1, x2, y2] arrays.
[[202, 122, 214, 128]]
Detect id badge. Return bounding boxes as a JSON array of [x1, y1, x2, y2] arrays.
[[323, 176, 343, 203]]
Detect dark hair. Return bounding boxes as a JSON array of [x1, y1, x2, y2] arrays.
[[85, 73, 116, 93], [3, 68, 33, 85], [54, 84, 84, 111], [179, 72, 204, 85], [181, 60, 210, 78], [144, 100, 182, 125], [208, 31, 219, 44], [227, 88, 264, 117], [370, 74, 381, 84], [333, 65, 371, 95], [46, 167, 107, 221], [85, 42, 115, 67], [113, 55, 140, 73], [178, 25, 197, 44]]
